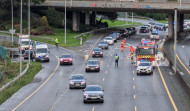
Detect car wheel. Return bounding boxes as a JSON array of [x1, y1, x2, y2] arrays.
[[47, 60, 50, 62], [137, 73, 139, 76], [83, 100, 86, 103], [97, 69, 100, 72], [71, 63, 73, 65], [60, 63, 62, 66], [101, 100, 104, 103], [69, 86, 72, 89], [86, 69, 88, 72]]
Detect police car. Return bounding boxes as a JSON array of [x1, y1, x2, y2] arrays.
[[136, 60, 153, 75], [35, 44, 50, 62], [150, 31, 160, 40]]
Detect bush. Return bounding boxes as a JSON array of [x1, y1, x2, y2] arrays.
[[31, 26, 55, 35], [40, 16, 49, 27], [45, 9, 64, 28]]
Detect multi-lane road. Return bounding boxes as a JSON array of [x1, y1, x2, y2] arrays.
[[1, 24, 190, 111]]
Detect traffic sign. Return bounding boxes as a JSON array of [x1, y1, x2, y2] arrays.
[[9, 29, 16, 34]]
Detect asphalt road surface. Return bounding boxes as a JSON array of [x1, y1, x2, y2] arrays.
[[0, 29, 180, 111]]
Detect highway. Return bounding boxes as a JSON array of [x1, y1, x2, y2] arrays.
[[0, 28, 180, 111]]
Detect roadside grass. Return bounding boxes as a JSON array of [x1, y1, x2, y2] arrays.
[[0, 41, 18, 48], [0, 61, 42, 104], [0, 57, 27, 88], [31, 28, 92, 48], [157, 20, 167, 24], [97, 19, 142, 27]]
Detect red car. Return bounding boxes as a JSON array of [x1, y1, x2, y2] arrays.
[[60, 54, 73, 65]]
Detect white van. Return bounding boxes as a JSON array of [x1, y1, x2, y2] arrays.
[[35, 44, 50, 62]]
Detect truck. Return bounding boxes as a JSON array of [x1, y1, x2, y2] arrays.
[[19, 35, 33, 53], [136, 39, 156, 67], [35, 44, 50, 62]]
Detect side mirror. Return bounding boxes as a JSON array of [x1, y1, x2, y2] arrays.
[[102, 89, 104, 91]]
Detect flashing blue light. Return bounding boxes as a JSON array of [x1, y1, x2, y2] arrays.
[[144, 41, 150, 44], [155, 30, 159, 34], [140, 59, 144, 62], [37, 42, 40, 45], [39, 56, 42, 58]]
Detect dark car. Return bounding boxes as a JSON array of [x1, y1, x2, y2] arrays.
[[109, 34, 117, 43], [112, 32, 121, 40], [139, 26, 149, 33], [126, 27, 133, 35], [98, 41, 108, 49], [23, 50, 35, 60], [85, 60, 100, 72], [155, 24, 166, 31], [83, 85, 104, 103], [92, 48, 103, 57], [131, 27, 137, 34], [59, 54, 73, 65], [119, 29, 129, 38], [69, 74, 86, 89]]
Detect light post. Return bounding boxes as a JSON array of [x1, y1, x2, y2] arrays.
[[20, 0, 23, 74], [28, 0, 31, 64], [174, 8, 177, 74], [65, 0, 67, 44], [180, 0, 181, 9], [11, 0, 13, 47]]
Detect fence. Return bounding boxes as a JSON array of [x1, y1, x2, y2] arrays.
[[0, 45, 7, 60]]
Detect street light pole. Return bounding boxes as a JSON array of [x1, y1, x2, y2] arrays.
[[20, 0, 23, 74], [65, 0, 67, 44], [180, 0, 181, 9], [174, 8, 177, 74], [28, 0, 31, 64], [132, 12, 134, 23], [11, 0, 13, 47]]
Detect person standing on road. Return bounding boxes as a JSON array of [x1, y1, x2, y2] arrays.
[[35, 40, 37, 45], [114, 53, 119, 67], [30, 51, 33, 62], [55, 38, 59, 50]]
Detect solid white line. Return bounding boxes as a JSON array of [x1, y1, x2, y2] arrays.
[[103, 78, 105, 82]]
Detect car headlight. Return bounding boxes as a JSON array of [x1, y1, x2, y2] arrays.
[[81, 81, 86, 84], [70, 81, 74, 85], [84, 93, 88, 98], [60, 59, 63, 61]]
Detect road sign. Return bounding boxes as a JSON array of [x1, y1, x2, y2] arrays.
[[9, 29, 16, 34]]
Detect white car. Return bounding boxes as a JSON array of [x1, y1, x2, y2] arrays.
[[104, 37, 114, 45], [137, 62, 153, 75], [150, 32, 160, 40]]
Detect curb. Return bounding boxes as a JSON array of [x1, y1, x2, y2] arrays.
[[0, 63, 29, 92]]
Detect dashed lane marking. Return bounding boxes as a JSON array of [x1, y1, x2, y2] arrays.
[[133, 85, 135, 89], [134, 95, 136, 99], [133, 78, 135, 81], [12, 54, 60, 111], [135, 106, 137, 111], [156, 61, 178, 111], [133, 71, 135, 74], [103, 78, 105, 82], [92, 107, 95, 111], [105, 70, 108, 74]]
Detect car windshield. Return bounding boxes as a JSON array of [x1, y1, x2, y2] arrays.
[[24, 51, 33, 54], [126, 28, 132, 30], [94, 48, 102, 51], [87, 61, 98, 65], [139, 63, 150, 66], [99, 41, 107, 44], [140, 27, 146, 29], [144, 25, 150, 27], [71, 75, 84, 80], [157, 49, 162, 54], [61, 55, 71, 58], [21, 41, 31, 46], [137, 48, 155, 55], [113, 33, 119, 35], [105, 38, 112, 40], [152, 33, 158, 35], [85, 86, 101, 91], [36, 48, 47, 53]]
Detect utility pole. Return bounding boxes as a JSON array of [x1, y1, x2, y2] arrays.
[[132, 12, 134, 23], [28, 0, 31, 64], [174, 8, 177, 74], [11, 0, 13, 47], [126, 12, 128, 25], [65, 0, 67, 44], [20, 0, 23, 74]]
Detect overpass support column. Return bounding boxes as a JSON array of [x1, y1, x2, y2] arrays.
[[73, 11, 80, 31], [168, 13, 174, 38], [85, 11, 90, 25], [179, 14, 184, 33], [91, 11, 96, 26]]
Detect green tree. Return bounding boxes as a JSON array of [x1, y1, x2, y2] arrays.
[[97, 12, 118, 22]]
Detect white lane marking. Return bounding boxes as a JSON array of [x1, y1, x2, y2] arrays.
[[133, 85, 135, 89], [133, 78, 135, 81], [107, 65, 109, 67], [105, 70, 108, 74], [134, 94, 136, 99], [133, 71, 135, 74], [103, 78, 105, 82], [111, 54, 112, 56], [92, 107, 95, 111], [182, 46, 185, 48], [135, 106, 137, 111]]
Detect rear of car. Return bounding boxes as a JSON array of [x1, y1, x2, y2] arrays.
[[92, 48, 103, 57], [119, 29, 129, 38], [136, 62, 153, 75], [98, 41, 108, 49], [60, 54, 73, 65], [126, 27, 133, 35], [104, 37, 114, 45], [69, 74, 86, 89], [23, 50, 35, 60], [139, 27, 149, 33], [85, 60, 100, 72], [131, 27, 137, 34], [83, 85, 104, 103], [150, 32, 160, 40]]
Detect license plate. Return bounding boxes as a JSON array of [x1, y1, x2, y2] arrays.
[[91, 68, 94, 70], [64, 61, 68, 62], [75, 84, 80, 87], [91, 97, 97, 99]]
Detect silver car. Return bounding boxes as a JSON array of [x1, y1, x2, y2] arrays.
[[137, 62, 153, 75], [104, 37, 114, 45], [69, 74, 86, 89], [83, 85, 104, 103]]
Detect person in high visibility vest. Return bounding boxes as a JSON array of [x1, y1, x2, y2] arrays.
[[35, 40, 37, 45], [55, 38, 59, 50], [114, 53, 119, 67], [130, 52, 134, 64]]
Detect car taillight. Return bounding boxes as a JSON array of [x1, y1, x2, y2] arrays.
[[84, 93, 88, 98], [124, 33, 126, 34], [70, 59, 72, 61], [144, 30, 146, 32], [100, 52, 103, 54], [81, 81, 86, 84], [70, 82, 74, 84]]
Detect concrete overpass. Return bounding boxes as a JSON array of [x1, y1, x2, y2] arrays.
[[35, 0, 190, 37]]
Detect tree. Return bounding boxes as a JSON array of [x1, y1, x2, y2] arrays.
[[97, 12, 118, 22], [0, 0, 45, 17]]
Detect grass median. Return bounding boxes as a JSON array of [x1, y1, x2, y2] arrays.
[[0, 62, 42, 104], [31, 28, 92, 48]]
